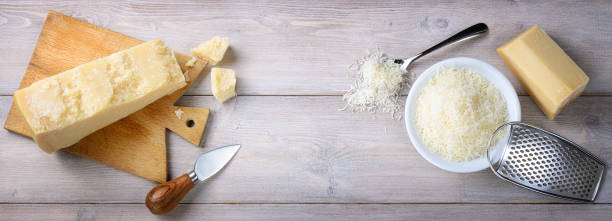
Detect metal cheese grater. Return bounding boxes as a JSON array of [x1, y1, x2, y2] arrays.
[[487, 122, 606, 202]]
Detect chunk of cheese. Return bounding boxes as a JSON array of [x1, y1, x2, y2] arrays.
[[497, 26, 589, 120], [190, 37, 229, 65], [211, 68, 236, 103], [14, 40, 186, 153]]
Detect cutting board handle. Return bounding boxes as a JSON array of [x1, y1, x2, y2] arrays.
[[145, 173, 195, 215]]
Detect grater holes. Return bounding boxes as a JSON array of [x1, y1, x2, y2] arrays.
[[501, 125, 603, 200]]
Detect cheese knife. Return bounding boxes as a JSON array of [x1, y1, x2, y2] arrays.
[[145, 144, 241, 215]]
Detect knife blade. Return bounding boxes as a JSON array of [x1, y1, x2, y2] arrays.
[[192, 144, 241, 183], [145, 144, 241, 215]]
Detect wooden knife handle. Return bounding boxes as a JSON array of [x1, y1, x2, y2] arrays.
[[145, 173, 195, 215]]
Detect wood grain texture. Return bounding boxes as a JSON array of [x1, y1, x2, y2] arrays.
[[0, 1, 611, 96], [146, 173, 195, 215], [3, 11, 211, 183], [1, 95, 610, 204], [2, 203, 612, 221], [2, 1, 612, 219]]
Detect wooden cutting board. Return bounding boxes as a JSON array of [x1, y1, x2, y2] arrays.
[[3, 11, 210, 183]]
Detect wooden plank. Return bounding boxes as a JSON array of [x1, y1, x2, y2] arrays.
[[1, 95, 610, 204], [0, 0, 611, 96], [1, 203, 612, 221]]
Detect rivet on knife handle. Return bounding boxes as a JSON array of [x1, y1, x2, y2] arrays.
[[145, 173, 195, 215]]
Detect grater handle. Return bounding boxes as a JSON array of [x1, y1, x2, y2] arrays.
[[486, 122, 516, 172]]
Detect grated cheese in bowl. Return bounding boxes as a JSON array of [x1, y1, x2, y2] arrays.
[[341, 52, 410, 118], [414, 67, 508, 162]]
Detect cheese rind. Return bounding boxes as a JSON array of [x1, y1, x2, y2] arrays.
[[14, 40, 186, 153], [497, 26, 589, 120], [211, 68, 236, 103], [190, 37, 229, 65]]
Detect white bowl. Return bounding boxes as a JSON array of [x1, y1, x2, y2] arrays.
[[405, 57, 521, 173]]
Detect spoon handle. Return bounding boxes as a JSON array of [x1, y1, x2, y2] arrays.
[[415, 23, 489, 61]]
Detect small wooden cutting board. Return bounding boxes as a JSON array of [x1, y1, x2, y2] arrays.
[[3, 11, 210, 183]]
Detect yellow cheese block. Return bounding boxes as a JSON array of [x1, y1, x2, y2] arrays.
[[14, 40, 186, 153], [211, 68, 236, 103], [497, 26, 589, 120], [190, 37, 229, 65]]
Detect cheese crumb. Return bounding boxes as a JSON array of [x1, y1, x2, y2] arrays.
[[342, 52, 408, 118], [185, 57, 197, 68], [183, 70, 190, 82], [415, 67, 508, 162], [174, 108, 184, 120], [182, 57, 198, 82]]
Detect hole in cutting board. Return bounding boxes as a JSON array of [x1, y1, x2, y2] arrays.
[[186, 119, 195, 128]]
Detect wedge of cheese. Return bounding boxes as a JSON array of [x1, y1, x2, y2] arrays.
[[190, 37, 229, 65], [14, 40, 186, 153], [211, 68, 236, 103], [497, 26, 589, 120]]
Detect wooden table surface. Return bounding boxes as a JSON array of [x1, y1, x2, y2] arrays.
[[1, 1, 611, 220]]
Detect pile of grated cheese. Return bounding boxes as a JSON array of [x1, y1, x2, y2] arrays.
[[342, 52, 408, 118], [415, 67, 507, 162]]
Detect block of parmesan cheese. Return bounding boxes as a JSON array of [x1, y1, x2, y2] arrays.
[[211, 68, 236, 103], [14, 40, 186, 153], [497, 26, 589, 120], [190, 37, 229, 65]]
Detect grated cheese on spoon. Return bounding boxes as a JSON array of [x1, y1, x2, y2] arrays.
[[342, 52, 409, 118]]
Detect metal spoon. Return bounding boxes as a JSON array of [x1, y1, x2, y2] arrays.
[[394, 23, 489, 71]]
